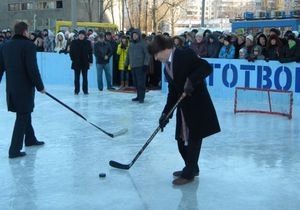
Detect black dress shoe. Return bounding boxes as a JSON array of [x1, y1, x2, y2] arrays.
[[25, 140, 45, 147], [132, 97, 139, 101], [172, 177, 194, 185], [9, 152, 26, 159], [173, 170, 199, 177]]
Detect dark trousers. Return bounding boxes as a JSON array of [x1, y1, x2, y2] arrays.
[[74, 68, 88, 94], [9, 112, 37, 155], [132, 66, 146, 101], [177, 138, 203, 179]]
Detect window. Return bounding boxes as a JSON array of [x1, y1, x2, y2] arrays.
[[37, 1, 57, 9], [56, 1, 63, 8], [21, 3, 33, 10], [8, 3, 21, 11]]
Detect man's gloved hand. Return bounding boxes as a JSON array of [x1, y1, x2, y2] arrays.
[[159, 113, 169, 132], [184, 78, 194, 96]]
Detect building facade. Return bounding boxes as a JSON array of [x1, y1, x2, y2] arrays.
[[0, 0, 105, 32], [174, 0, 300, 34]]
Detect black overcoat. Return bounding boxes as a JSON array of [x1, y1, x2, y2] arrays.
[[163, 48, 220, 141], [69, 39, 93, 70], [0, 35, 44, 113]]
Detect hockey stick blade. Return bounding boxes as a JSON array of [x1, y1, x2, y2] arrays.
[[88, 121, 128, 138], [112, 128, 128, 137], [109, 160, 131, 170], [108, 94, 186, 170]]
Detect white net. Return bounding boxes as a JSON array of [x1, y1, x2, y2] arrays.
[[234, 87, 293, 119]]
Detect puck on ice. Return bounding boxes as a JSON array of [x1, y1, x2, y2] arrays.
[[99, 173, 106, 178]]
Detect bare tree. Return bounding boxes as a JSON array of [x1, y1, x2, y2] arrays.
[[82, 0, 95, 22], [164, 0, 186, 35], [110, 0, 115, 24], [99, 0, 114, 22]]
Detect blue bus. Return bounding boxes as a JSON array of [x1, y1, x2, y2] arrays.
[[231, 18, 300, 35]]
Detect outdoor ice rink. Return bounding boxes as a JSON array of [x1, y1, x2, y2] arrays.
[[0, 84, 299, 210]]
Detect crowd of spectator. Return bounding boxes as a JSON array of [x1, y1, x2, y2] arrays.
[[1, 26, 300, 90]]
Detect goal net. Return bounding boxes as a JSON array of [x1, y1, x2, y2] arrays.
[[234, 87, 293, 119]]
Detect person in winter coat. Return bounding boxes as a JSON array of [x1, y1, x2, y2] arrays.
[[279, 34, 300, 63], [207, 34, 221, 58], [69, 30, 93, 94], [34, 30, 44, 52], [125, 29, 150, 103], [148, 35, 220, 186], [117, 35, 130, 89], [218, 36, 235, 59], [265, 34, 283, 61], [173, 36, 185, 49], [256, 33, 268, 58], [43, 29, 54, 52], [189, 32, 208, 58], [234, 35, 245, 58], [54, 32, 67, 53], [93, 33, 114, 91], [105, 32, 119, 86], [244, 34, 255, 61], [0, 22, 45, 159], [249, 45, 265, 61]]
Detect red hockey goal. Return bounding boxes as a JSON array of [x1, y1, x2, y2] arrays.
[[234, 87, 293, 119]]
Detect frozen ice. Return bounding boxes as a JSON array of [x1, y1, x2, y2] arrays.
[[0, 84, 299, 210]]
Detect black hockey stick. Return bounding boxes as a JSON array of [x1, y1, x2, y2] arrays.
[[46, 92, 128, 138], [109, 94, 185, 169]]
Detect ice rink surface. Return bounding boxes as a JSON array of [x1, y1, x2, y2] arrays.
[[0, 84, 299, 210]]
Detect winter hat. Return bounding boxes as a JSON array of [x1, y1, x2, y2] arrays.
[[287, 34, 296, 41], [78, 30, 86, 35], [105, 31, 112, 36], [270, 28, 280, 36], [98, 32, 105, 39], [246, 34, 254, 42], [292, 31, 299, 38], [223, 36, 231, 42]]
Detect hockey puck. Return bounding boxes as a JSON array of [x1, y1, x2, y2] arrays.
[[99, 173, 106, 178]]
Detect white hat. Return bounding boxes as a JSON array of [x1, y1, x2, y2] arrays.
[[246, 34, 254, 42], [292, 31, 299, 38]]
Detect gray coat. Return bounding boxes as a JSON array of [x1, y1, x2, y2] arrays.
[[0, 35, 44, 113], [125, 30, 149, 68]]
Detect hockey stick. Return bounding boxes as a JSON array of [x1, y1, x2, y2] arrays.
[[45, 92, 128, 138], [109, 94, 185, 169]]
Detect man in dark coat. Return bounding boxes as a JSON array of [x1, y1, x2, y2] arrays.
[[0, 22, 45, 158], [148, 35, 220, 185], [69, 30, 93, 95], [94, 33, 114, 91]]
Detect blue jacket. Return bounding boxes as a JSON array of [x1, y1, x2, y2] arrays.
[[218, 44, 235, 59]]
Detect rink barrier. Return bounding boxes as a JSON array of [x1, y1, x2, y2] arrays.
[[1, 53, 298, 105], [161, 58, 300, 105]]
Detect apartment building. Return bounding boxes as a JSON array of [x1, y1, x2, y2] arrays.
[[0, 0, 102, 31]]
